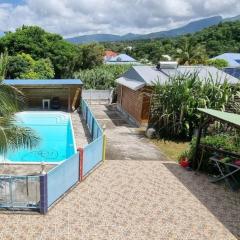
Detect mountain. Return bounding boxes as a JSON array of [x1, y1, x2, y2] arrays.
[[140, 16, 222, 39], [223, 15, 240, 22], [67, 34, 122, 44], [66, 15, 239, 44]]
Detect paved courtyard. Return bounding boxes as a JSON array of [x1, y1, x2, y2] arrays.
[[0, 105, 239, 240]]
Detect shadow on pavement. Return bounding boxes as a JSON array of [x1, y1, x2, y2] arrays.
[[163, 162, 240, 238]]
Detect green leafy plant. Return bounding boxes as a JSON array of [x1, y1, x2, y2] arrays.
[[0, 51, 39, 154], [201, 134, 240, 154], [150, 71, 234, 140], [74, 64, 132, 89], [7, 53, 55, 79], [206, 59, 229, 68], [178, 149, 190, 162]]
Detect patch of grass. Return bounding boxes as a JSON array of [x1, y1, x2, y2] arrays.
[[151, 139, 189, 161]]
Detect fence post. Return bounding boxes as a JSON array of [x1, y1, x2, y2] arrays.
[[78, 147, 84, 181], [39, 174, 48, 214], [102, 124, 106, 162]]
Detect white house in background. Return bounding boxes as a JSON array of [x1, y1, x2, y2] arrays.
[[105, 53, 141, 65]]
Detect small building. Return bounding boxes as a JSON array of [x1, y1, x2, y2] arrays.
[[104, 50, 118, 61], [4, 79, 83, 111], [116, 63, 239, 126], [105, 53, 140, 65]]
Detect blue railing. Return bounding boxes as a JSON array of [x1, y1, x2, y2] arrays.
[[83, 136, 103, 176], [81, 99, 105, 177], [47, 153, 79, 207], [81, 99, 103, 140]]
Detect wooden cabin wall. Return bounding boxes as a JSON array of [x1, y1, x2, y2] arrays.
[[19, 87, 81, 110]]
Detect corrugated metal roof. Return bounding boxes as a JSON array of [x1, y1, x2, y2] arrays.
[[132, 66, 168, 85], [106, 61, 141, 65], [108, 54, 137, 62], [198, 108, 240, 128], [116, 77, 145, 91], [212, 53, 240, 67], [3, 79, 83, 86], [174, 66, 239, 84], [117, 65, 239, 91]]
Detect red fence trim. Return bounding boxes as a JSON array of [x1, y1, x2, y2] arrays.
[[77, 147, 84, 181]]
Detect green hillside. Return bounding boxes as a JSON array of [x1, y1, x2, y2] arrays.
[[104, 21, 240, 63]]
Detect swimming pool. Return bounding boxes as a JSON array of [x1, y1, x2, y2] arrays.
[[4, 112, 77, 163]]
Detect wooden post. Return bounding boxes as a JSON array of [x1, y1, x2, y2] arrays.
[[78, 147, 84, 181], [192, 116, 210, 170], [192, 125, 203, 170]]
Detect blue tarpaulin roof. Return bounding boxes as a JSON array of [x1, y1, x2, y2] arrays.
[[3, 79, 83, 86]]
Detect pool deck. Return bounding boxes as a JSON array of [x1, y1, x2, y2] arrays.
[[0, 106, 239, 240], [71, 112, 91, 148]]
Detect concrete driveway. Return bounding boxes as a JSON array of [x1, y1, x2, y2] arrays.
[[0, 104, 239, 240], [89, 104, 163, 161]]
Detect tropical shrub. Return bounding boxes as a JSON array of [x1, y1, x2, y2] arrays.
[[78, 43, 105, 70], [75, 64, 132, 89], [206, 59, 229, 68], [150, 72, 235, 139], [7, 53, 55, 79], [174, 37, 208, 65]]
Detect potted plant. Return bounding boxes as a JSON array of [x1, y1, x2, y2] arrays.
[[178, 150, 190, 168]]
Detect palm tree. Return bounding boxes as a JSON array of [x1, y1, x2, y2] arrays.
[[174, 38, 208, 65], [0, 51, 39, 154]]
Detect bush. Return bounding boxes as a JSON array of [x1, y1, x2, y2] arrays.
[[7, 53, 54, 79], [206, 59, 228, 68], [74, 64, 132, 89], [201, 134, 240, 154]]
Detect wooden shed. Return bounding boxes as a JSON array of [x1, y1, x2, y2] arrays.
[[116, 64, 239, 127], [4, 79, 83, 111]]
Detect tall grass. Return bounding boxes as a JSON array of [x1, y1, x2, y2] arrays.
[[150, 71, 237, 139]]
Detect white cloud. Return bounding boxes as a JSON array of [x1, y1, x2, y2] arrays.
[[0, 0, 239, 36]]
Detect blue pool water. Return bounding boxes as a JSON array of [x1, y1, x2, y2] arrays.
[[5, 112, 76, 163]]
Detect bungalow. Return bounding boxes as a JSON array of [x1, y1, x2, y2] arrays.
[[116, 62, 239, 127], [4, 79, 83, 112]]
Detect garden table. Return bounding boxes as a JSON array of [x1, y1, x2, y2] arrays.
[[209, 156, 240, 191]]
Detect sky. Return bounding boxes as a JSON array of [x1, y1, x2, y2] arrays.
[[0, 0, 239, 37]]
